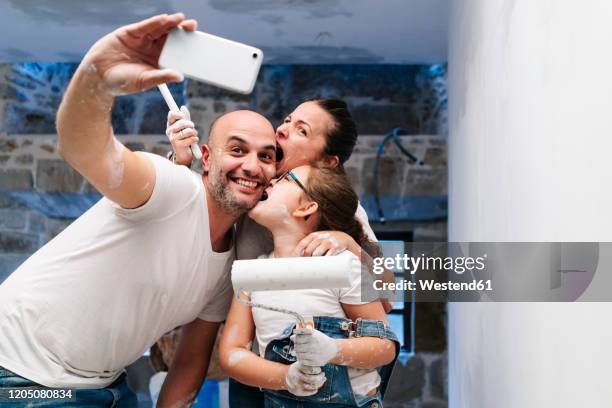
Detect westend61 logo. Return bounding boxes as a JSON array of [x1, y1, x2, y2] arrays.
[[372, 253, 487, 275]]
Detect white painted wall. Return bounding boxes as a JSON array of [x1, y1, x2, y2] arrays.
[[448, 1, 612, 407]]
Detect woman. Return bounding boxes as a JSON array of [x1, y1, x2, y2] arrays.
[[218, 164, 399, 407]]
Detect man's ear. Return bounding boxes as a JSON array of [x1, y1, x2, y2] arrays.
[[292, 201, 318, 219], [201, 144, 211, 172], [322, 155, 340, 168]]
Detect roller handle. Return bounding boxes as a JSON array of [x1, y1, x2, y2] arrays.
[[292, 326, 322, 375], [157, 83, 202, 160]]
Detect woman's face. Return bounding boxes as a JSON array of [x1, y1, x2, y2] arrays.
[[249, 165, 312, 227], [275, 101, 334, 175]]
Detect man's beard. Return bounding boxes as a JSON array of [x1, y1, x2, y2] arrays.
[[209, 161, 256, 215]]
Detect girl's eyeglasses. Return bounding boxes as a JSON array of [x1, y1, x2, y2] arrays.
[[276, 170, 308, 194]]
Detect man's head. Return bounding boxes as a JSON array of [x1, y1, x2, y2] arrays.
[[201, 110, 276, 215], [275, 98, 358, 175]]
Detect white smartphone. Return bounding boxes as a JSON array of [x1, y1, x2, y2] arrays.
[[159, 28, 263, 94]]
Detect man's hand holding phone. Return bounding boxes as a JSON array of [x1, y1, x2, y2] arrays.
[[82, 13, 197, 96]]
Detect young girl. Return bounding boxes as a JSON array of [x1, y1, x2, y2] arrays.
[[219, 164, 399, 408]]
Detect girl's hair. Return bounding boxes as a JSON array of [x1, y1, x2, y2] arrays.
[[304, 164, 381, 258], [310, 98, 358, 165]]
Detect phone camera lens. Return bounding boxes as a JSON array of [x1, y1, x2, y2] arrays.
[[252, 53, 258, 59]]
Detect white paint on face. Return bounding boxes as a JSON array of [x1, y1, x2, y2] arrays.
[[106, 136, 125, 189]]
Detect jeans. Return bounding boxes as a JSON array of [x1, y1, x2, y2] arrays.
[[262, 316, 400, 408], [228, 377, 265, 408], [0, 366, 138, 407]]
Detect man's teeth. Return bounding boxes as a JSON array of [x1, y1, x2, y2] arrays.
[[236, 179, 258, 188]]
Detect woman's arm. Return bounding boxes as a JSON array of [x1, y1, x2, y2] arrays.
[[218, 294, 326, 395], [333, 301, 396, 368], [292, 232, 396, 313], [294, 301, 396, 370]]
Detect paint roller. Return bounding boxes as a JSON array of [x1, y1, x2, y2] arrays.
[[157, 83, 202, 160], [231, 254, 361, 325], [232, 255, 360, 371]]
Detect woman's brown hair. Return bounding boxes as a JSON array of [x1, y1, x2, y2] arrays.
[[304, 164, 381, 258], [310, 98, 358, 165]]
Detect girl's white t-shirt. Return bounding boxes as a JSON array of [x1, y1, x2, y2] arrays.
[[248, 251, 382, 397]]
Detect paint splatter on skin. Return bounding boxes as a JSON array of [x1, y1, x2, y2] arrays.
[[106, 136, 125, 189], [225, 325, 239, 343], [228, 349, 250, 367], [302, 232, 346, 256], [85, 63, 97, 74], [225, 324, 252, 348], [82, 63, 120, 107]]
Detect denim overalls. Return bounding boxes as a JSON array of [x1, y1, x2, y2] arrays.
[[262, 316, 400, 408]]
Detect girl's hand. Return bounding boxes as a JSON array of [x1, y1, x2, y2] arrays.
[[292, 231, 354, 257], [166, 106, 198, 166], [285, 362, 326, 396], [292, 328, 339, 367]]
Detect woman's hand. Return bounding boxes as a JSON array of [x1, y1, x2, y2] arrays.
[[292, 231, 356, 257], [166, 106, 198, 166], [292, 231, 395, 313], [285, 362, 326, 396]]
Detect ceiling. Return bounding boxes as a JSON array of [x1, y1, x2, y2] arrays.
[[0, 0, 448, 64]]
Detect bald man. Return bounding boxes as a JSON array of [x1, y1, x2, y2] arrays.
[[0, 14, 276, 407]]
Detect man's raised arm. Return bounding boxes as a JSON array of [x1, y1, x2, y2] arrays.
[[56, 13, 197, 208]]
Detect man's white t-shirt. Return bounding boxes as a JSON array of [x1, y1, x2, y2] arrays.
[[249, 251, 381, 397], [0, 153, 233, 388]]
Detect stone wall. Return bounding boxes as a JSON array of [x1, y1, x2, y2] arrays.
[[0, 62, 448, 408], [185, 64, 447, 139], [0, 132, 447, 279], [0, 134, 171, 282], [1, 63, 447, 137]]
